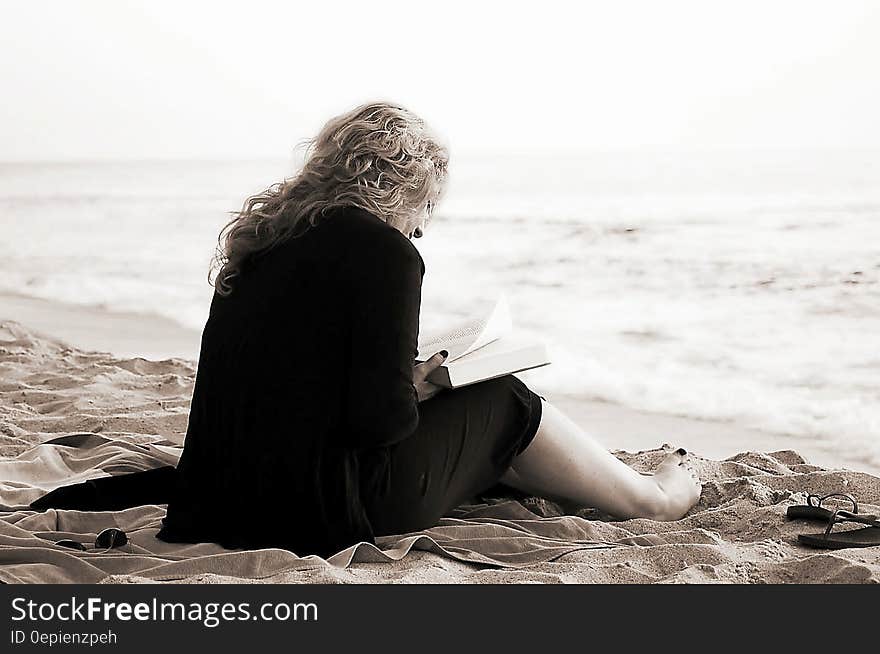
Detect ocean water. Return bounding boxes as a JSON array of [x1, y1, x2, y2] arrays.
[[1, 152, 878, 467]]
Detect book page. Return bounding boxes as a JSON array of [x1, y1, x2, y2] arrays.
[[448, 330, 542, 362], [416, 294, 512, 362]]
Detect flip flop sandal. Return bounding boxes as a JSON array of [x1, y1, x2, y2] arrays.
[[797, 509, 880, 550], [786, 493, 865, 521]]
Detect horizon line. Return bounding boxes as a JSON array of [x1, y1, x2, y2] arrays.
[[3, 144, 880, 166]]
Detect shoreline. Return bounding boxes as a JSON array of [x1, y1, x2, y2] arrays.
[[2, 290, 874, 475], [0, 291, 201, 361]]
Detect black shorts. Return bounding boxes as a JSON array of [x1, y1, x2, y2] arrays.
[[358, 374, 544, 537]]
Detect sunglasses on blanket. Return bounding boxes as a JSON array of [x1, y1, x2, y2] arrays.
[[54, 528, 128, 552]]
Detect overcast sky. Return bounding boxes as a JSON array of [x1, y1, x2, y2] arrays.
[[2, 0, 879, 160]]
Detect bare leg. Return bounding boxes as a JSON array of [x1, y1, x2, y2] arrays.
[[501, 399, 701, 520]]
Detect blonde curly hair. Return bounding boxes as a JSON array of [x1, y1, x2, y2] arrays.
[[211, 101, 449, 295]]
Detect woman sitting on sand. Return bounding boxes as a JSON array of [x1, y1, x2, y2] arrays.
[[34, 102, 701, 557]]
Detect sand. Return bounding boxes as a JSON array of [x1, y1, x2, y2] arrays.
[[1, 295, 879, 583]]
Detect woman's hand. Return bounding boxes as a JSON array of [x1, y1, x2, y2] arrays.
[[413, 350, 448, 403]]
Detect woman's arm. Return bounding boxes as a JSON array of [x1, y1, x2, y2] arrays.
[[342, 226, 425, 449]]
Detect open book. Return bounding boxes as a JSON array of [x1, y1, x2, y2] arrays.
[[415, 295, 551, 389]]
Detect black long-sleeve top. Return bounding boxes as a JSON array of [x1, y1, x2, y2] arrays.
[[158, 206, 424, 557]]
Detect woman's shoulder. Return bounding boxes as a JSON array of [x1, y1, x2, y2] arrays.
[[326, 205, 424, 273], [327, 205, 407, 242]]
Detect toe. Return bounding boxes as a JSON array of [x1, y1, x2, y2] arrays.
[[658, 450, 686, 471]]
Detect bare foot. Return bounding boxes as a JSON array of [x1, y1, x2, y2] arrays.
[[641, 448, 702, 521]]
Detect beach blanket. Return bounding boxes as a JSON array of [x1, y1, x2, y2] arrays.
[[0, 433, 639, 583]]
